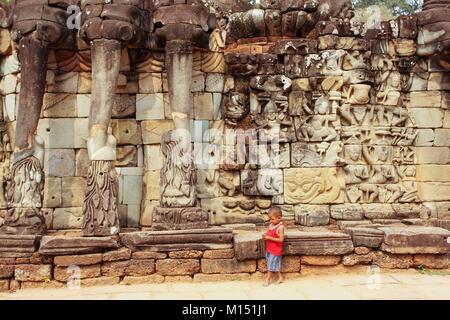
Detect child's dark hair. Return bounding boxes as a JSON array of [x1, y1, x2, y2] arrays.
[[268, 206, 282, 217]]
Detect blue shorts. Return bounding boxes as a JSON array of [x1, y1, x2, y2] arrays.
[[265, 252, 282, 272]]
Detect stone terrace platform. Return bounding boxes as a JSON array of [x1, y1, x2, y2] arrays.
[[1, 221, 450, 291]]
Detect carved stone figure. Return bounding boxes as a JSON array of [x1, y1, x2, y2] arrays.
[[160, 131, 196, 207], [284, 168, 345, 204], [223, 92, 249, 126]]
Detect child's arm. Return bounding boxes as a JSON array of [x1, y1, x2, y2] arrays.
[[263, 226, 285, 243]]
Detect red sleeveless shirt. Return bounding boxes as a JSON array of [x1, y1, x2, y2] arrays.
[[265, 222, 283, 256]]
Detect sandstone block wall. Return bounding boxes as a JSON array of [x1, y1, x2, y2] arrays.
[[0, 1, 448, 231]]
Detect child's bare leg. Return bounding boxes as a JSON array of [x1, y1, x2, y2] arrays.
[[263, 272, 272, 286], [276, 272, 284, 284]]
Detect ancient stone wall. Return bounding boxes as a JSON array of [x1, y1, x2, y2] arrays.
[[0, 0, 448, 231]]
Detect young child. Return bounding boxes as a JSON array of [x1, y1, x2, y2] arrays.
[[263, 206, 284, 286]]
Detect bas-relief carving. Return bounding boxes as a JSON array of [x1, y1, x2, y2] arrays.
[[196, 169, 240, 198], [0, 124, 11, 208], [241, 169, 283, 196], [294, 95, 340, 143], [223, 92, 249, 126], [291, 141, 345, 167], [160, 131, 196, 207], [284, 168, 345, 204], [202, 196, 271, 225]]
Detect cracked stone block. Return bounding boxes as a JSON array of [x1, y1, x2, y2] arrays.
[[44, 149, 75, 177], [62, 177, 87, 207], [37, 118, 89, 149], [52, 207, 83, 229], [111, 119, 142, 145], [141, 120, 174, 144], [43, 177, 62, 208], [136, 93, 165, 120], [42, 93, 77, 118], [139, 73, 163, 93]]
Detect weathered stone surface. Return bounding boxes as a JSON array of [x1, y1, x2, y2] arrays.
[[0, 265, 14, 278], [409, 108, 443, 128], [362, 204, 396, 220], [103, 248, 132, 262], [52, 207, 83, 229], [164, 275, 193, 283], [131, 250, 167, 260], [434, 129, 450, 147], [284, 168, 345, 204], [408, 91, 442, 108], [330, 204, 364, 220], [44, 149, 76, 178], [141, 120, 174, 144], [39, 236, 119, 255], [111, 119, 142, 145], [43, 177, 62, 208], [413, 254, 449, 269], [156, 259, 200, 276], [37, 118, 89, 149], [136, 93, 165, 120], [201, 258, 256, 274], [54, 254, 102, 266], [152, 207, 209, 231], [139, 73, 163, 94], [258, 256, 301, 272], [203, 249, 235, 259], [193, 273, 251, 282], [371, 251, 413, 269], [354, 247, 371, 255], [122, 274, 165, 285], [15, 265, 52, 282], [0, 280, 8, 292], [379, 226, 450, 254], [0, 235, 41, 257], [20, 281, 64, 290], [168, 250, 203, 259], [54, 265, 101, 282], [416, 165, 450, 182], [342, 253, 373, 266], [42, 94, 77, 118], [301, 255, 342, 266], [75, 149, 90, 177], [343, 227, 385, 248], [120, 228, 233, 251], [80, 276, 121, 287], [61, 177, 87, 207], [294, 205, 330, 226], [194, 92, 214, 120], [283, 230, 354, 255], [233, 231, 265, 261]]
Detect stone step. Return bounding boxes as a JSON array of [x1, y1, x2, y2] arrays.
[[39, 236, 120, 255], [378, 226, 450, 254], [120, 227, 234, 251], [234, 230, 354, 260], [283, 230, 354, 256], [342, 227, 385, 248], [0, 235, 41, 258]]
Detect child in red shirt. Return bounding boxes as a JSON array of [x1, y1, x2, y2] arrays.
[[263, 206, 284, 286]]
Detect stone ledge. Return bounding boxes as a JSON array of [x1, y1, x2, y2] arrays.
[[39, 236, 120, 255], [379, 226, 450, 254]]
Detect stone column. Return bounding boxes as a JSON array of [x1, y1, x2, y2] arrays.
[[152, 39, 208, 230], [82, 39, 121, 237], [0, 35, 49, 235]]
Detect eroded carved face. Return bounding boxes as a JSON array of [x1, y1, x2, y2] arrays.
[[223, 93, 249, 125], [375, 146, 390, 161], [345, 145, 362, 161]]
